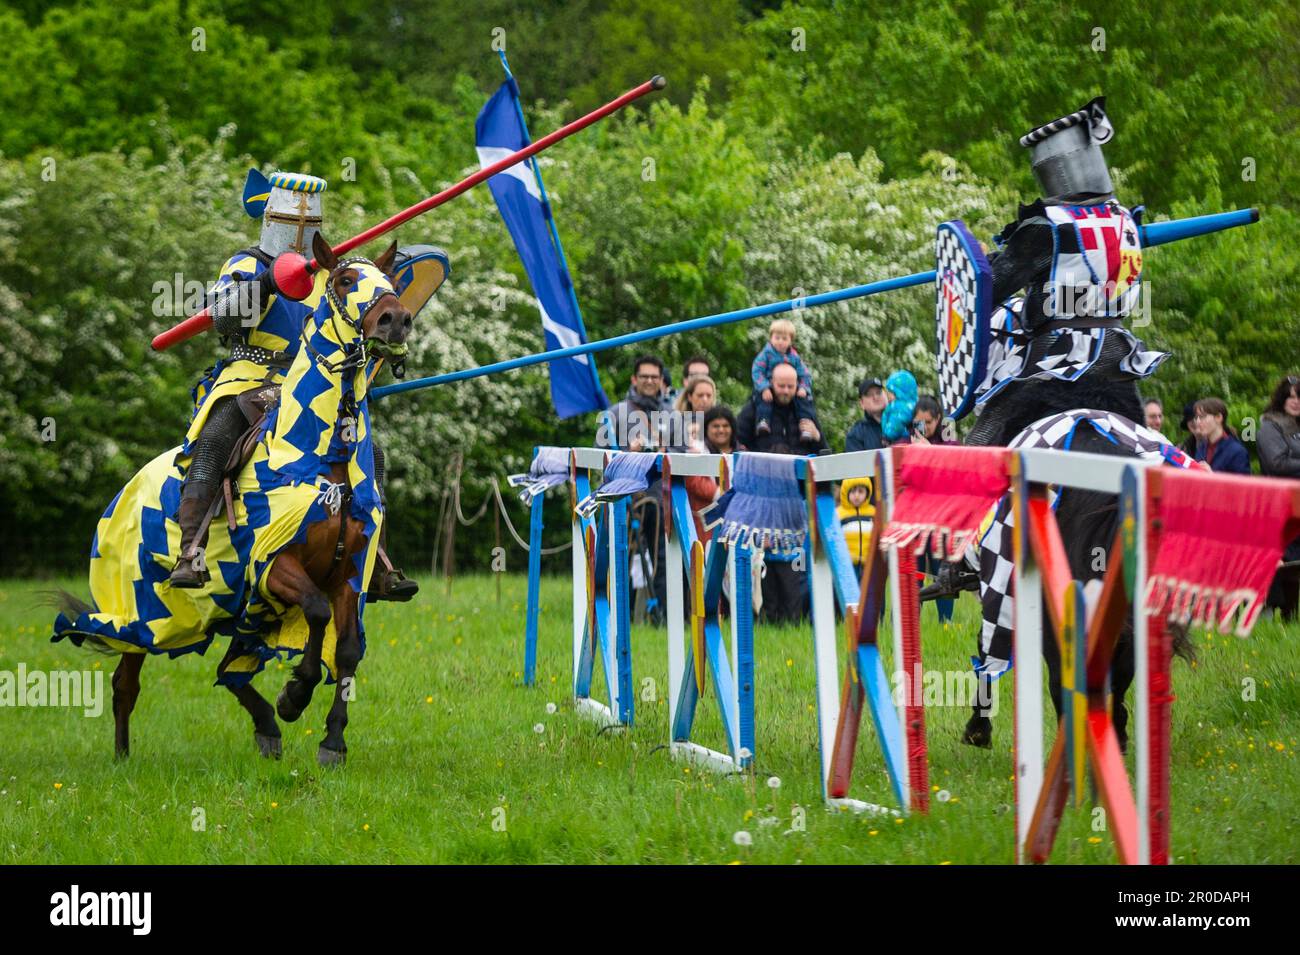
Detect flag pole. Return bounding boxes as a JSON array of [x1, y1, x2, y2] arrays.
[[497, 50, 607, 403]]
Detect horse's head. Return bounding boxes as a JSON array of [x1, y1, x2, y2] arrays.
[[312, 233, 412, 361]]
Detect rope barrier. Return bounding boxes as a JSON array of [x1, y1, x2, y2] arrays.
[[491, 480, 572, 555], [427, 452, 573, 579]]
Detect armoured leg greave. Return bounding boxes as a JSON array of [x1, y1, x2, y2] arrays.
[[171, 396, 249, 587], [184, 396, 250, 495], [372, 443, 386, 504]]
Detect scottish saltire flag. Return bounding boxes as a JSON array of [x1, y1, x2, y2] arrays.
[[476, 73, 608, 419]]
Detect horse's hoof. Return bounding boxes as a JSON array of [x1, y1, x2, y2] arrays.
[[276, 687, 303, 723], [255, 732, 282, 759], [961, 715, 993, 749], [317, 745, 346, 767]]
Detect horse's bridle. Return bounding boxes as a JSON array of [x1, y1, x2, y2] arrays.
[[298, 257, 390, 571], [302, 256, 398, 376]]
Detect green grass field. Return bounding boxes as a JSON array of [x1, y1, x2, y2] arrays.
[[0, 574, 1296, 864]]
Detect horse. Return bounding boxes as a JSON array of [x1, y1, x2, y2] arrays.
[[51, 232, 412, 766], [936, 373, 1197, 752]]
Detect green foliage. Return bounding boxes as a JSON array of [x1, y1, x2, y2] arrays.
[[0, 139, 250, 570], [736, 0, 1298, 212], [0, 0, 1295, 571], [1138, 199, 1300, 433]]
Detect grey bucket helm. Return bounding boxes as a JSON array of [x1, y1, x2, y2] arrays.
[[1019, 96, 1115, 201]]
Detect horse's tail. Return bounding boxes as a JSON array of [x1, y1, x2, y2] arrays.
[[1169, 621, 1198, 666], [39, 590, 120, 655]]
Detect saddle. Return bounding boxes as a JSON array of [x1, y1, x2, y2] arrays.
[[192, 384, 281, 548]]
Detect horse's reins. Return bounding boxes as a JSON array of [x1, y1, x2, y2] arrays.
[[300, 257, 392, 572]]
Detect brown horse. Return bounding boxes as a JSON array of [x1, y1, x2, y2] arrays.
[[56, 233, 412, 766]]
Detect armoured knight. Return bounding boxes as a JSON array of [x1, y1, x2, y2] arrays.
[[170, 170, 440, 602], [965, 96, 1166, 448], [936, 100, 1173, 745]]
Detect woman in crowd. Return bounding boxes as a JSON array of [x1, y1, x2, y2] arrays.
[[701, 404, 738, 455], [1260, 376, 1300, 478], [681, 404, 739, 616], [910, 394, 953, 445], [1260, 375, 1300, 620], [683, 405, 737, 542], [1192, 397, 1251, 474], [671, 374, 717, 451]]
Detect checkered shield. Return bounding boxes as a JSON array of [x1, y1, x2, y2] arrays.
[[934, 220, 993, 420]]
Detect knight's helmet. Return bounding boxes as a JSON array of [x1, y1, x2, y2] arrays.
[[1019, 96, 1115, 201], [242, 169, 327, 257]]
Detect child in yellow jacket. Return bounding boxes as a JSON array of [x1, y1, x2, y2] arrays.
[[837, 476, 875, 567]]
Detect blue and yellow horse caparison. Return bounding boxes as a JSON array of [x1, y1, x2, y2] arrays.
[[52, 234, 413, 763]]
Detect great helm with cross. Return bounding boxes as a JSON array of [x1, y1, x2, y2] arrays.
[[241, 169, 327, 257]]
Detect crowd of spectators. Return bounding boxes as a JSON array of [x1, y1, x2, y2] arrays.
[[594, 325, 1299, 625]]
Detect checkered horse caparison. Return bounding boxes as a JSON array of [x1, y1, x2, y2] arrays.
[[974, 409, 1196, 665]]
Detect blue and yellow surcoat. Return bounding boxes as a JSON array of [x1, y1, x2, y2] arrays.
[[184, 251, 328, 449]]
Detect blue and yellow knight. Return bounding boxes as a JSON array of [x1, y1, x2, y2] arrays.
[[171, 169, 445, 602]]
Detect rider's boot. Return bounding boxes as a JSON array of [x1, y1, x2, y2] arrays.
[[920, 558, 980, 602], [367, 521, 419, 602], [170, 487, 216, 588], [961, 670, 995, 749]]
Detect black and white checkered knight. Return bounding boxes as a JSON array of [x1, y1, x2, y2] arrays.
[[963, 96, 1168, 449], [925, 100, 1188, 748]]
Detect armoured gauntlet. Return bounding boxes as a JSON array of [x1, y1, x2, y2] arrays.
[[208, 271, 275, 341]]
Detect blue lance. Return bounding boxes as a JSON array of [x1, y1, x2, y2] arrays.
[[372, 207, 1259, 400]]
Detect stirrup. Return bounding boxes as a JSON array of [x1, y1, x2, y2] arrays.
[[169, 548, 210, 588], [368, 568, 418, 602], [368, 544, 419, 602]]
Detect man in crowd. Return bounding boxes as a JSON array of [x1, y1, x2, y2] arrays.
[[598, 354, 670, 451], [733, 363, 826, 624], [845, 377, 886, 452], [595, 354, 670, 623], [1143, 397, 1164, 434], [682, 354, 711, 382], [737, 363, 830, 454]]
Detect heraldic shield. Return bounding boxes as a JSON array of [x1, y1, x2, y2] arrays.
[[934, 220, 993, 420]]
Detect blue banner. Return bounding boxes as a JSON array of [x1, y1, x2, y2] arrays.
[[475, 74, 609, 419]]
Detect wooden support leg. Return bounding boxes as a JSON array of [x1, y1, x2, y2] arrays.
[[896, 548, 928, 814], [1147, 614, 1174, 865]]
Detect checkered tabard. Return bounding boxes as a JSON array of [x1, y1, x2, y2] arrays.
[[935, 222, 991, 420], [975, 298, 1168, 408]]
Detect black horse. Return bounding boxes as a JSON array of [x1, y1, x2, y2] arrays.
[[946, 372, 1192, 751]]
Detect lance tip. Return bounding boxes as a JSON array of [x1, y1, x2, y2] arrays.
[[650, 75, 666, 90]]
